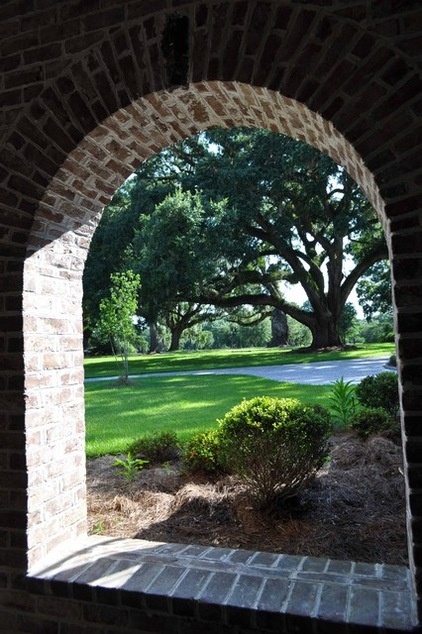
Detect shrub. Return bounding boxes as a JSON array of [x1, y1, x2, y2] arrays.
[[217, 396, 333, 508], [128, 431, 181, 465], [351, 406, 399, 439], [355, 372, 399, 415], [183, 429, 224, 476]]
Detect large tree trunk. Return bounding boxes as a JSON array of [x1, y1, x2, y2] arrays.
[[149, 322, 162, 353], [268, 309, 288, 347], [169, 325, 183, 351], [308, 313, 344, 349]]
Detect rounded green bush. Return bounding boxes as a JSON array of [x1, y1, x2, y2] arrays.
[[351, 406, 399, 439], [183, 429, 223, 476], [217, 396, 332, 508], [355, 371, 399, 415]]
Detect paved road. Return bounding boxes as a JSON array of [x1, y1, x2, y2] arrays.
[[86, 356, 395, 385]]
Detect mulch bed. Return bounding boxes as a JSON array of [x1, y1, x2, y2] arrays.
[[87, 431, 407, 566]]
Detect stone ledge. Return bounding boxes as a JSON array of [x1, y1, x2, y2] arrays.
[[29, 535, 418, 633]]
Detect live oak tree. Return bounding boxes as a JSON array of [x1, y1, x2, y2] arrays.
[[84, 127, 388, 350], [131, 128, 387, 349]]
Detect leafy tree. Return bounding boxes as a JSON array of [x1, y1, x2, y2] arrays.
[[95, 270, 141, 383], [131, 188, 229, 350], [359, 314, 394, 343], [180, 323, 215, 350], [83, 185, 139, 333], [163, 302, 219, 351], [84, 128, 387, 351], [189, 128, 387, 348], [130, 128, 387, 349], [203, 314, 271, 349]]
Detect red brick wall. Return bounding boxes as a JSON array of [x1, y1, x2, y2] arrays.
[[1, 1, 421, 631]]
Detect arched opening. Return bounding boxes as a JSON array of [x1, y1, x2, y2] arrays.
[[82, 124, 403, 561], [22, 83, 416, 628]]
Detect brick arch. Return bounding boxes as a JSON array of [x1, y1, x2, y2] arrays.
[[1, 1, 422, 631], [22, 78, 406, 615]]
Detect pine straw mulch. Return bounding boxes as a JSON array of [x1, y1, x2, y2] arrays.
[[87, 432, 408, 566]]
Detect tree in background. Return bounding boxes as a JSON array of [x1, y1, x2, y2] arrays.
[[131, 188, 231, 351], [268, 308, 289, 347], [180, 128, 387, 349], [203, 315, 272, 349], [339, 303, 361, 344], [84, 127, 388, 351], [95, 270, 141, 383]]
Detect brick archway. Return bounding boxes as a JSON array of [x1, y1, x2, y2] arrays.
[[23, 80, 388, 565], [1, 2, 422, 632]]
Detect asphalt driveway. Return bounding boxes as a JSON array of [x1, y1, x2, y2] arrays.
[[199, 356, 395, 385], [87, 356, 395, 385]]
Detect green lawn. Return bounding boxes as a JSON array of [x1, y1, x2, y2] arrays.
[[84, 343, 394, 379], [85, 343, 395, 458], [85, 374, 331, 457]]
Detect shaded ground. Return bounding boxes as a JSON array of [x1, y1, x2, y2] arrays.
[[87, 432, 407, 566]]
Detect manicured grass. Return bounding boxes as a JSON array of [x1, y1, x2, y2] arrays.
[[85, 374, 331, 458], [84, 343, 395, 379]]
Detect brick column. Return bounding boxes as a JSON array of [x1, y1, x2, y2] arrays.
[[23, 237, 87, 571]]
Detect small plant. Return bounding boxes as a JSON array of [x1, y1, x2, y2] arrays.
[[328, 377, 358, 429], [90, 520, 107, 535], [351, 406, 399, 439], [216, 396, 333, 508], [355, 372, 399, 415], [128, 431, 181, 465], [183, 429, 224, 476], [113, 452, 149, 480]]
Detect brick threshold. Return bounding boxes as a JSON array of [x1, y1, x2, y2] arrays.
[[29, 535, 418, 632]]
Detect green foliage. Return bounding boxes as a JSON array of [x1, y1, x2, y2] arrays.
[[128, 431, 181, 464], [113, 453, 149, 480], [286, 315, 312, 348], [351, 406, 398, 439], [203, 316, 272, 349], [84, 127, 387, 351], [339, 303, 362, 344], [356, 261, 392, 321], [359, 314, 394, 344], [183, 429, 223, 476], [216, 396, 333, 508], [180, 323, 215, 350], [355, 371, 399, 415], [328, 377, 358, 429]]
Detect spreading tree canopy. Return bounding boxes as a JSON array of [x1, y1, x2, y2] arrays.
[[84, 127, 389, 350]]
